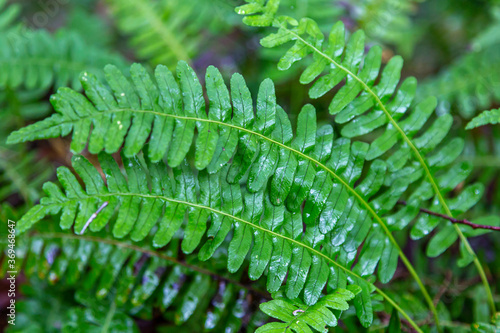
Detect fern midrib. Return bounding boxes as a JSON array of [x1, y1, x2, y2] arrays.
[[275, 19, 496, 315], [119, 0, 191, 63], [41, 191, 422, 331], [101, 300, 117, 333]]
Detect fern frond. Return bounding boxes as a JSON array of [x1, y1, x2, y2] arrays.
[[256, 287, 359, 332], [466, 108, 500, 129], [14, 152, 427, 329], [236, 0, 495, 318], [0, 276, 138, 333], [0, 29, 127, 91], [418, 46, 500, 119], [0, 148, 53, 204], [7, 62, 277, 172], [1, 219, 266, 330], [8, 62, 402, 285], [105, 0, 220, 66], [236, 0, 488, 263]]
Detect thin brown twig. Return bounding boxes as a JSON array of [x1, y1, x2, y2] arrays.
[[397, 201, 500, 231]]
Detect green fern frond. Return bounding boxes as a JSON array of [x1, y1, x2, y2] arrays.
[[7, 62, 277, 172], [0, 148, 53, 204], [1, 219, 266, 331], [13, 152, 427, 328], [466, 108, 500, 129], [7, 62, 401, 286], [418, 46, 500, 119], [238, 1, 488, 264], [0, 29, 127, 91], [236, 0, 495, 318], [256, 287, 359, 332], [105, 0, 220, 66]]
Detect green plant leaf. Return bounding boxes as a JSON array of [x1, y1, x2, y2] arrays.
[[466, 108, 500, 129], [256, 288, 357, 332]]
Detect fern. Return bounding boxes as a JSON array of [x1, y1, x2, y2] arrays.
[[1, 217, 268, 331], [8, 60, 495, 329], [12, 147, 428, 328], [0, 0, 126, 92], [8, 60, 484, 329], [0, 29, 127, 91], [104, 0, 217, 66], [235, 0, 495, 317], [256, 287, 359, 332], [418, 45, 500, 119], [466, 108, 500, 129], [7, 62, 276, 170]]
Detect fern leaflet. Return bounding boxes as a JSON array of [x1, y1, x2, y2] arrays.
[[466, 108, 500, 129]]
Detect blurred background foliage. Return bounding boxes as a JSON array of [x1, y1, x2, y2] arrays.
[[0, 0, 499, 331]]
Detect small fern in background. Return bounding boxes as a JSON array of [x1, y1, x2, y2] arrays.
[[0, 29, 127, 92], [104, 0, 236, 67], [418, 46, 500, 119]]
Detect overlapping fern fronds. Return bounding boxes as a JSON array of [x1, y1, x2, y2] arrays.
[[14, 152, 382, 325], [8, 59, 489, 329], [240, 0, 489, 269], [5, 62, 481, 324], [235, 0, 495, 319], [5, 62, 450, 325]]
